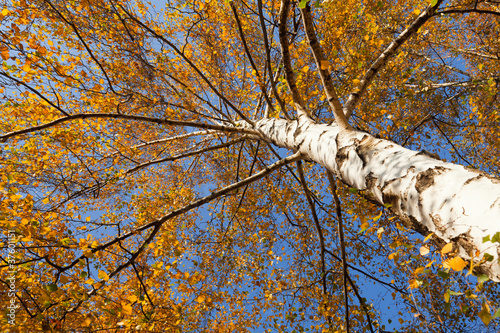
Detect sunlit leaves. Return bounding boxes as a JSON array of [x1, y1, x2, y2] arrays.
[[0, 0, 499, 332]]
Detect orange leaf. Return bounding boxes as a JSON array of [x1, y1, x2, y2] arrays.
[[448, 256, 467, 271], [0, 47, 9, 61], [441, 242, 453, 254]]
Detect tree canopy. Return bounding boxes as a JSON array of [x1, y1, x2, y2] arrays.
[[1, 0, 500, 332]]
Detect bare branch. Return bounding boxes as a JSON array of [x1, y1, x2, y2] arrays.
[[296, 161, 328, 297], [110, 130, 215, 154], [436, 8, 500, 17]]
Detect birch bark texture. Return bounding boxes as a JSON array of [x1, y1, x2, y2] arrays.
[[254, 117, 500, 281]]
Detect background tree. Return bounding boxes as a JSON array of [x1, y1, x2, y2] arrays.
[[1, 0, 500, 332]]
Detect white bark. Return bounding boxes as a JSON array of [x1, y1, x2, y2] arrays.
[[254, 118, 500, 281]]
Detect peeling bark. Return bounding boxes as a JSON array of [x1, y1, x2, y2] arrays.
[[253, 118, 500, 281]]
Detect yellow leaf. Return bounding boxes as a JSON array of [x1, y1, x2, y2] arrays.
[[48, 40, 54, 47], [444, 290, 450, 303], [353, 79, 360, 86], [425, 259, 435, 268], [420, 245, 430, 256], [409, 279, 420, 289], [98, 270, 109, 281], [424, 233, 434, 242], [122, 303, 133, 316], [128, 295, 138, 303], [302, 66, 309, 73], [320, 60, 330, 70], [441, 242, 453, 254], [448, 256, 467, 271], [59, 275, 69, 284], [414, 267, 425, 275], [377, 227, 384, 239], [479, 302, 491, 326], [1, 9, 9, 16], [196, 295, 205, 303], [42, 197, 50, 204]]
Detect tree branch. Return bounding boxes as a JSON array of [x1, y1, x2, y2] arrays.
[[299, 3, 351, 129], [231, 2, 278, 118], [0, 113, 258, 142], [278, 0, 309, 119], [343, 0, 444, 118], [257, 0, 289, 118], [327, 170, 350, 333]]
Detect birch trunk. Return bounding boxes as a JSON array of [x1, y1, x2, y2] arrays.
[[254, 117, 500, 281]]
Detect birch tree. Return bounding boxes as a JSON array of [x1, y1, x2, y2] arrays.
[[1, 0, 500, 331]]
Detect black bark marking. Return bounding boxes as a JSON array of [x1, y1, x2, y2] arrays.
[[365, 172, 378, 191], [463, 167, 500, 184], [336, 146, 350, 171], [382, 188, 400, 213], [464, 175, 483, 186], [296, 137, 306, 150], [491, 197, 500, 209], [415, 166, 447, 193], [355, 135, 373, 168], [319, 130, 329, 139], [405, 215, 433, 237]]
